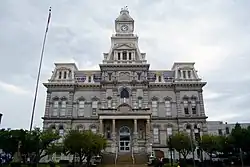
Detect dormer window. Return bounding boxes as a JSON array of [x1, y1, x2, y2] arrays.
[[158, 76, 162, 82], [129, 52, 132, 60], [183, 71, 186, 79], [122, 51, 127, 60], [88, 76, 91, 82], [188, 71, 191, 78], [58, 71, 62, 79], [63, 71, 67, 79], [118, 52, 121, 60]]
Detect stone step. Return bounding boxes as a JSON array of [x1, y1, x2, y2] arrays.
[[101, 153, 116, 164], [134, 153, 148, 164]]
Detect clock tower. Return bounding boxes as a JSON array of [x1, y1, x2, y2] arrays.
[[115, 6, 134, 35], [102, 6, 147, 64]]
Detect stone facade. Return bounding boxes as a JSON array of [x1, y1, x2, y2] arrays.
[[42, 7, 207, 160]]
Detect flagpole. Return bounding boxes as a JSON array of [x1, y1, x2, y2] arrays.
[[29, 7, 52, 131]]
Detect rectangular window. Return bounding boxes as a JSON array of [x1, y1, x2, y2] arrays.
[[53, 101, 59, 116], [122, 52, 127, 60], [92, 101, 98, 115], [178, 70, 181, 78], [108, 99, 112, 108], [153, 128, 159, 143], [91, 128, 97, 134], [60, 101, 67, 116], [78, 101, 85, 117], [167, 128, 172, 136], [137, 73, 141, 80], [184, 100, 189, 114], [191, 100, 196, 114], [63, 71, 67, 79], [158, 76, 162, 82], [129, 52, 132, 60], [183, 71, 186, 78], [218, 129, 223, 136], [188, 71, 191, 78], [108, 73, 112, 81], [58, 72, 62, 79], [118, 52, 121, 60], [165, 101, 171, 116], [152, 101, 158, 116], [138, 99, 142, 108], [88, 76, 91, 82]]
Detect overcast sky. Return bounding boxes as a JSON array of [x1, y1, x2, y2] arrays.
[[0, 0, 249, 129]]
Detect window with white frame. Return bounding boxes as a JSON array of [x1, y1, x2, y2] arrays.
[[152, 100, 158, 116], [91, 127, 97, 133], [78, 100, 85, 117], [167, 127, 173, 136], [187, 71, 191, 78], [138, 98, 142, 108], [60, 100, 67, 116], [191, 100, 197, 114], [153, 128, 159, 143], [107, 98, 112, 108], [52, 101, 59, 116], [165, 100, 171, 116], [92, 101, 98, 115], [58, 125, 64, 142], [184, 100, 189, 114]]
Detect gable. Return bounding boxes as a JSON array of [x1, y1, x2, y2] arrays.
[[113, 44, 135, 50]]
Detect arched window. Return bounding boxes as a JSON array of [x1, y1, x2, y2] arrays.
[[63, 71, 67, 79], [120, 89, 129, 98], [122, 51, 127, 60], [58, 71, 62, 79]]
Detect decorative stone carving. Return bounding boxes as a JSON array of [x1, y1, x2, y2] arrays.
[[119, 72, 130, 81]]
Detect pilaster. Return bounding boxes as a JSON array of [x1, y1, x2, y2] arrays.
[[143, 89, 149, 107], [67, 91, 74, 117], [113, 90, 118, 108], [44, 91, 51, 117], [198, 90, 206, 116], [175, 91, 182, 117], [132, 89, 137, 108], [133, 119, 138, 153]]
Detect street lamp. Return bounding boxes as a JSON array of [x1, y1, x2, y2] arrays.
[[186, 128, 196, 167]]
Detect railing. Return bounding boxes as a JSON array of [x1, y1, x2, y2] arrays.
[[131, 148, 135, 165], [115, 146, 118, 166]]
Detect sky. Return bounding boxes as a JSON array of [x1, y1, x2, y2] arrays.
[[0, 0, 250, 129]]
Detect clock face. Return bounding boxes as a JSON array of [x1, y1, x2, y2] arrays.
[[121, 24, 129, 31]]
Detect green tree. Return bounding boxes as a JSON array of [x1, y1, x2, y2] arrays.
[[64, 130, 107, 166], [24, 128, 61, 163], [170, 132, 193, 161], [199, 134, 218, 161]]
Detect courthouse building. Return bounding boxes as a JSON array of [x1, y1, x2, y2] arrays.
[[42, 7, 208, 156]]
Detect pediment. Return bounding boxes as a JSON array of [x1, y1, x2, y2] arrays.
[[114, 44, 135, 50]]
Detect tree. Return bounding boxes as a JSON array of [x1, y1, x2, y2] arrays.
[[170, 132, 193, 161], [199, 134, 219, 161], [24, 128, 61, 163], [64, 130, 107, 166]]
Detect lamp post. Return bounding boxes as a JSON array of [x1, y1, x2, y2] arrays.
[[186, 128, 196, 167], [0, 113, 2, 125]]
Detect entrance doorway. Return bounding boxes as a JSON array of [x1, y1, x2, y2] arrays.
[[119, 126, 131, 152]]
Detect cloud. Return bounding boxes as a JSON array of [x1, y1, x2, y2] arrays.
[[0, 81, 31, 95], [0, 0, 250, 128]]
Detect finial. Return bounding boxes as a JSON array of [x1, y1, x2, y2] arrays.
[[121, 6, 129, 12]]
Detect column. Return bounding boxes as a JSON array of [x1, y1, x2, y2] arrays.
[[111, 119, 116, 153], [99, 119, 103, 135], [133, 119, 138, 153], [198, 90, 206, 116], [146, 119, 152, 153]]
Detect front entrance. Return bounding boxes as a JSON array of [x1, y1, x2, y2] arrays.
[[119, 126, 131, 152]]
